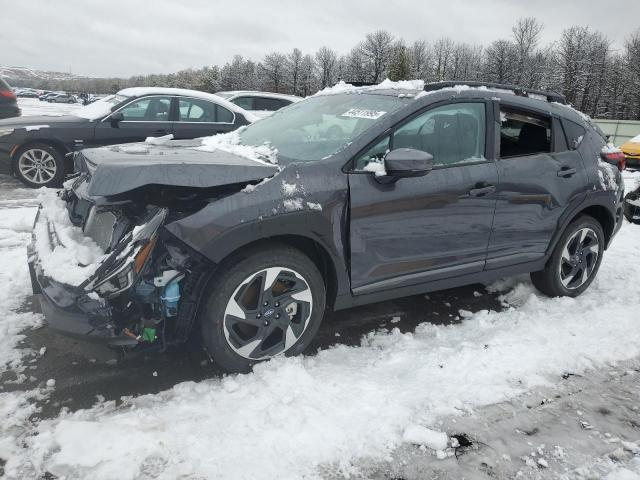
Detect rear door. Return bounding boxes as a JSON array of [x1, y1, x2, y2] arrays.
[[348, 100, 499, 293], [487, 103, 588, 268], [172, 96, 237, 139], [93, 95, 174, 145]]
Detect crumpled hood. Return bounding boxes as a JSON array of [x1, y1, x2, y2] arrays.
[[76, 140, 279, 197]]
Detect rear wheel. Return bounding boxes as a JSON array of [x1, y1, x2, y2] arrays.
[[531, 215, 604, 297], [200, 244, 326, 373], [624, 189, 640, 224], [14, 143, 65, 188]]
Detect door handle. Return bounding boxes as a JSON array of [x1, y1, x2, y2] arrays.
[[557, 167, 577, 177], [469, 184, 496, 197]]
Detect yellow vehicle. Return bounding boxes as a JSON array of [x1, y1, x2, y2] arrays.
[[620, 134, 640, 169]]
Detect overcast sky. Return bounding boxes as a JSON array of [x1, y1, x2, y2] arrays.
[[2, 0, 638, 78]]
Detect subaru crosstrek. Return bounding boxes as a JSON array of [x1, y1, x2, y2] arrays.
[[27, 80, 626, 373]]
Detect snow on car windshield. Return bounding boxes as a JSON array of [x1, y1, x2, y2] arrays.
[[239, 93, 410, 161], [74, 94, 129, 121]]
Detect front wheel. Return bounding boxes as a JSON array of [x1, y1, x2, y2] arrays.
[[13, 143, 65, 188], [200, 244, 326, 373], [531, 215, 605, 297]]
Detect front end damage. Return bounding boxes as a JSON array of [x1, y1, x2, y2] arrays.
[[28, 181, 215, 352], [27, 141, 280, 352]]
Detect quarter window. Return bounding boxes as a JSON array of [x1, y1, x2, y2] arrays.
[[562, 119, 587, 150], [119, 96, 172, 121], [500, 109, 551, 158]]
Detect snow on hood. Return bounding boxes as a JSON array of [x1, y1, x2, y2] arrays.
[[197, 128, 278, 166], [629, 134, 640, 144], [32, 190, 106, 286], [73, 96, 119, 121]]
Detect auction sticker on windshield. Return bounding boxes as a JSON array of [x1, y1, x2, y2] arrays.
[[341, 108, 386, 119]]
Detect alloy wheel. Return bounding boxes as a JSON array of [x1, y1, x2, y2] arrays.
[[559, 227, 599, 290], [18, 149, 57, 185], [223, 267, 313, 360]]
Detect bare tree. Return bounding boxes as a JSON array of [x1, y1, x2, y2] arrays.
[[512, 17, 544, 84], [409, 40, 431, 80], [360, 30, 394, 82], [433, 37, 454, 81], [315, 46, 338, 88], [261, 52, 287, 92], [286, 48, 303, 95]]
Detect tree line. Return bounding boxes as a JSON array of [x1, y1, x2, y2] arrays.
[[13, 18, 640, 120]]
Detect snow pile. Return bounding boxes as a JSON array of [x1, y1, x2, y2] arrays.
[[402, 425, 448, 450], [33, 190, 105, 286], [24, 125, 49, 131], [198, 129, 278, 165], [363, 159, 387, 176], [0, 207, 42, 371], [11, 222, 640, 479], [314, 78, 425, 97], [602, 143, 622, 154], [117, 144, 149, 154], [145, 134, 174, 145]]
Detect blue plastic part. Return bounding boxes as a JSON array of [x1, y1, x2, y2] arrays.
[[161, 279, 181, 317]]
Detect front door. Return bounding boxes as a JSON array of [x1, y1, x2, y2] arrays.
[[348, 101, 499, 293], [487, 105, 588, 268], [92, 95, 174, 146]]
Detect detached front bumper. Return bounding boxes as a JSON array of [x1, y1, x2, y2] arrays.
[[28, 200, 168, 346], [27, 212, 117, 341]]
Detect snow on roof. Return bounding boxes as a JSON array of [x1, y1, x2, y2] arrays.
[[217, 90, 303, 102], [117, 87, 259, 122], [313, 79, 425, 97]]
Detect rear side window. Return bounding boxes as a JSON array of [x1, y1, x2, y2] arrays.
[[178, 98, 217, 122], [231, 97, 254, 110], [500, 109, 551, 158], [562, 119, 587, 150], [254, 97, 287, 111]]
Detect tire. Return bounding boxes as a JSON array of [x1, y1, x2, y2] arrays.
[[200, 244, 326, 373], [624, 190, 640, 224], [13, 143, 66, 188], [531, 215, 605, 297]]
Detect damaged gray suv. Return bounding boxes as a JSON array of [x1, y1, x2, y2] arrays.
[[28, 81, 626, 373]]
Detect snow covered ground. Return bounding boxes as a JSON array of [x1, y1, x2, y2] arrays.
[[17, 97, 84, 117], [0, 98, 639, 479]]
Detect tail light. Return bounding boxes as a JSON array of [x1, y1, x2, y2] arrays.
[[0, 90, 16, 101], [601, 151, 626, 171]]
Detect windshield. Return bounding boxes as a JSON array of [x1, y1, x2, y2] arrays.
[[74, 94, 129, 120], [239, 93, 409, 161]]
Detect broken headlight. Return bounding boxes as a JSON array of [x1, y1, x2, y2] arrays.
[[82, 208, 167, 297]]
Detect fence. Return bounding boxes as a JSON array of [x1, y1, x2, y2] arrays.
[[594, 119, 640, 146]]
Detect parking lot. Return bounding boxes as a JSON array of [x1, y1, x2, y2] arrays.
[[1, 98, 640, 479]]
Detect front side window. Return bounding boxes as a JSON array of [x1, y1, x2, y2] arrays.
[[500, 109, 551, 158], [239, 93, 409, 162], [178, 98, 217, 122], [119, 96, 172, 121], [392, 102, 486, 166]]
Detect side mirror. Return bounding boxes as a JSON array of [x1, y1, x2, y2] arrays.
[[384, 148, 434, 178], [110, 112, 124, 125]]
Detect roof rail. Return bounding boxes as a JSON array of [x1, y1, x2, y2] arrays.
[[424, 81, 567, 105]]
